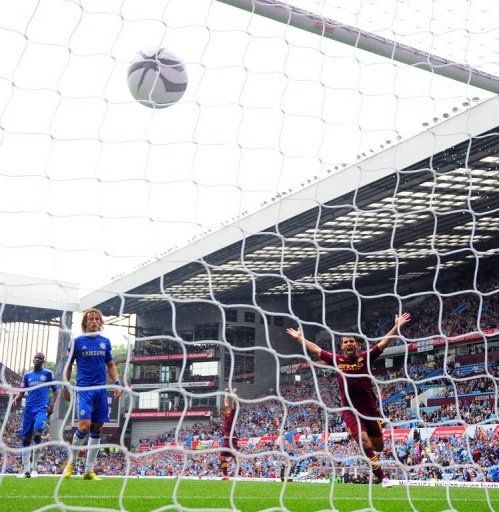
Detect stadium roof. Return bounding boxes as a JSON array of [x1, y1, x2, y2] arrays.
[[77, 96, 498, 316], [2, 98, 497, 323], [0, 273, 78, 324]]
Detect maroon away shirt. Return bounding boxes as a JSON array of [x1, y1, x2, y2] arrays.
[[223, 408, 237, 438], [320, 345, 383, 415]]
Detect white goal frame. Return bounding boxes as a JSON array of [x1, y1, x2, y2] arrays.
[[217, 0, 499, 93]]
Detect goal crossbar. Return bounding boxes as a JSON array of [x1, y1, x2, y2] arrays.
[[217, 0, 499, 94]]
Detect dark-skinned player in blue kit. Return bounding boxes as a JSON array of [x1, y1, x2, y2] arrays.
[[13, 352, 58, 478]]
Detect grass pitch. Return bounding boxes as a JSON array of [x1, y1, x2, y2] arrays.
[[0, 476, 497, 512]]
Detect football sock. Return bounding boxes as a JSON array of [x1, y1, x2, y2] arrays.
[[21, 438, 31, 473], [32, 435, 42, 469], [365, 447, 385, 482], [85, 430, 101, 473], [71, 429, 87, 461]]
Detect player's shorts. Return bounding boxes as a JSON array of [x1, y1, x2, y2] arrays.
[[220, 437, 239, 458], [22, 406, 47, 437], [342, 410, 383, 442], [76, 388, 109, 423]]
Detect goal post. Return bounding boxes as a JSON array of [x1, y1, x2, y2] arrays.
[[217, 0, 499, 93]]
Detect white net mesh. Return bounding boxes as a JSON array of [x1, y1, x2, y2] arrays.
[[0, 0, 498, 511]]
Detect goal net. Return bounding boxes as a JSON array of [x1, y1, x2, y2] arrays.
[[0, 0, 498, 511]]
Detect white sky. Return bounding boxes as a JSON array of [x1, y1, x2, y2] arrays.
[[0, 0, 496, 297]]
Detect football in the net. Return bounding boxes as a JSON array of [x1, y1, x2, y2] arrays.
[[127, 48, 188, 109]]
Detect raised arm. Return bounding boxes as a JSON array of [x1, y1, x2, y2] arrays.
[[224, 387, 237, 409], [230, 388, 237, 410], [377, 312, 411, 351], [286, 327, 322, 357]]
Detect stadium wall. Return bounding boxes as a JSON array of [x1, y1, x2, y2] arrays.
[[133, 296, 365, 399], [134, 300, 308, 398]]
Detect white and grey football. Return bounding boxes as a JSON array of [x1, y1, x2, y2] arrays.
[[127, 48, 188, 109]]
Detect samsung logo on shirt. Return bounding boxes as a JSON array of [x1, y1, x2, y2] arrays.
[[81, 350, 106, 357]]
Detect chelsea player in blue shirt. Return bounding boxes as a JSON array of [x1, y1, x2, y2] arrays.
[[62, 308, 121, 480], [13, 352, 58, 478]]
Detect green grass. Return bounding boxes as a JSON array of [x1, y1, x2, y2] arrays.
[[0, 476, 497, 512]]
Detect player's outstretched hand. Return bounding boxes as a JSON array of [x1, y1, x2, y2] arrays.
[[286, 327, 303, 343], [395, 312, 411, 328], [114, 388, 121, 398]]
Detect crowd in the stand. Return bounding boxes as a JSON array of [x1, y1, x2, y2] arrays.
[[434, 375, 496, 397], [364, 277, 498, 344], [421, 398, 495, 426], [1, 346, 497, 480], [1, 270, 497, 481], [0, 364, 21, 389], [2, 407, 497, 483]]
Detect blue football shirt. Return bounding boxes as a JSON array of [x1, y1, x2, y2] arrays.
[[22, 369, 57, 408], [67, 334, 113, 387]]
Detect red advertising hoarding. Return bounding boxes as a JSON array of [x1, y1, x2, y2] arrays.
[[383, 428, 412, 441], [130, 351, 215, 363], [408, 327, 499, 352], [129, 409, 212, 419], [431, 426, 466, 438]]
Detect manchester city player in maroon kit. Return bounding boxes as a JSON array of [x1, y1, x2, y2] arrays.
[[287, 312, 410, 487], [220, 387, 238, 480]]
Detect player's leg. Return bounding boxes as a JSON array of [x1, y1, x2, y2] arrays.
[[20, 434, 32, 477], [83, 422, 103, 479], [31, 428, 43, 476], [31, 408, 48, 475], [220, 438, 230, 479], [368, 420, 384, 452], [20, 411, 34, 477], [83, 389, 108, 480], [367, 420, 392, 487], [232, 439, 240, 479], [370, 435, 384, 452], [220, 453, 229, 480], [64, 391, 92, 478], [63, 418, 90, 478], [359, 430, 386, 483], [342, 411, 386, 483]]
